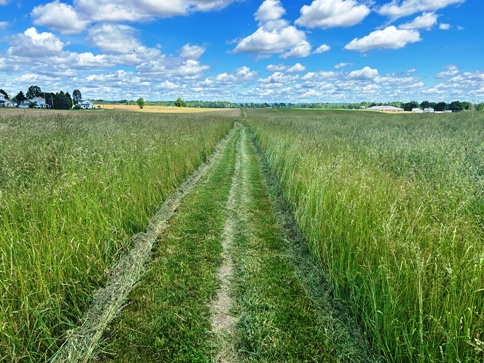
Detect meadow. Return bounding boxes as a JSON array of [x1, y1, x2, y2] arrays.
[[247, 109, 483, 362], [0, 110, 233, 360]]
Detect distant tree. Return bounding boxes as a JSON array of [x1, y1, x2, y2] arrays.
[[26, 85, 42, 100], [136, 97, 145, 109], [434, 102, 448, 112], [449, 101, 464, 112], [15, 91, 26, 103], [420, 100, 432, 109], [0, 89, 9, 99], [402, 101, 420, 111], [475, 102, 484, 111], [73, 89, 82, 104], [65, 92, 73, 108], [174, 97, 187, 107], [53, 93, 71, 109], [29, 101, 38, 108]]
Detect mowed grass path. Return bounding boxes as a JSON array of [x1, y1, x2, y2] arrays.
[[97, 125, 369, 362]]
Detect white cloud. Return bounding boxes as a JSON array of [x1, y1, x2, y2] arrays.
[[0, 0, 9, 5], [281, 40, 312, 58], [234, 20, 308, 56], [8, 27, 65, 57], [287, 63, 306, 73], [296, 0, 370, 29], [348, 66, 379, 80], [439, 23, 451, 30], [255, 0, 286, 22], [314, 44, 331, 53], [378, 0, 465, 19], [0, 21, 8, 29], [266, 64, 287, 72], [179, 44, 206, 59], [88, 24, 142, 54], [335, 62, 353, 68], [32, 1, 90, 34], [399, 12, 438, 30], [436, 65, 459, 78], [345, 26, 421, 52], [234, 0, 311, 58]]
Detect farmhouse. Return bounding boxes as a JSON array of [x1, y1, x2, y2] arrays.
[[367, 105, 404, 112], [0, 94, 16, 107], [412, 108, 423, 113], [79, 99, 94, 109], [30, 97, 47, 108]]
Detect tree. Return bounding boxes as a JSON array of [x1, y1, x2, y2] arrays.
[[434, 102, 448, 112], [65, 92, 73, 108], [29, 101, 38, 109], [15, 91, 26, 103], [73, 89, 82, 104], [26, 85, 42, 100], [174, 97, 187, 107], [402, 101, 420, 111], [136, 97, 145, 109], [53, 92, 71, 109], [0, 89, 9, 99]]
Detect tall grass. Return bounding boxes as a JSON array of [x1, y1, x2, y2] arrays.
[[247, 109, 483, 362], [0, 111, 233, 361]]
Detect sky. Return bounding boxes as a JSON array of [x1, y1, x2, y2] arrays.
[[0, 0, 483, 103]]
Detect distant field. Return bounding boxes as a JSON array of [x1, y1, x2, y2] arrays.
[[94, 104, 240, 115]]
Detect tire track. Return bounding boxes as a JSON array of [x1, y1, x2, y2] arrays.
[[210, 125, 242, 363], [51, 124, 238, 363]]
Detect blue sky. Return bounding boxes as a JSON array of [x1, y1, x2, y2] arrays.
[[0, 0, 482, 103]]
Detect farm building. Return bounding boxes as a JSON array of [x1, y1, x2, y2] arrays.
[[0, 94, 16, 107], [79, 99, 94, 109], [367, 105, 404, 112]]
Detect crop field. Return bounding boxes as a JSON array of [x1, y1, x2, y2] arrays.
[[0, 108, 482, 362]]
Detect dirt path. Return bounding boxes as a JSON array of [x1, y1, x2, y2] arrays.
[[51, 125, 238, 363], [53, 122, 379, 362]]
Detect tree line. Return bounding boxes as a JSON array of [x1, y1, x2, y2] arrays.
[[0, 85, 82, 109]]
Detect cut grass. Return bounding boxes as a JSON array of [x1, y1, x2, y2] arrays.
[[231, 126, 335, 362], [98, 125, 240, 362]]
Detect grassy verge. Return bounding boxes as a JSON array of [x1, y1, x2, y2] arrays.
[[98, 125, 240, 362], [0, 112, 233, 361], [231, 126, 334, 362]]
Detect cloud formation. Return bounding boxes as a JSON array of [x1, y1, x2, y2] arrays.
[[345, 26, 421, 52], [378, 0, 465, 19], [296, 0, 370, 29]]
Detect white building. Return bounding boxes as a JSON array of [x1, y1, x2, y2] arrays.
[[30, 97, 47, 108], [79, 99, 94, 109], [412, 108, 423, 113], [367, 105, 404, 112], [423, 108, 435, 113]]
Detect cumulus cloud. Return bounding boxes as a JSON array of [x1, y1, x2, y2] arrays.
[[88, 24, 142, 54], [345, 26, 421, 52], [8, 27, 65, 57], [436, 65, 459, 78], [348, 66, 378, 80], [0, 0, 9, 5], [314, 44, 331, 53], [287, 63, 307, 73], [234, 0, 311, 58], [439, 23, 451, 30], [399, 12, 438, 30], [255, 0, 286, 22], [32, 1, 89, 34], [296, 0, 370, 29], [378, 0, 465, 19], [179, 44, 206, 59], [30, 0, 239, 32]]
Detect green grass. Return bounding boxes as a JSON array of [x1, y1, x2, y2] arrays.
[[231, 127, 334, 362], [246, 109, 483, 362], [0, 111, 233, 361], [98, 125, 239, 362]]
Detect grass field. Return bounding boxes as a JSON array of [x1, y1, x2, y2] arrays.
[[0, 110, 233, 360], [247, 109, 483, 362], [1, 108, 482, 362]]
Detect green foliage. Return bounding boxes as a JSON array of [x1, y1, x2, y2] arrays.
[[73, 89, 82, 104], [247, 109, 484, 362], [26, 85, 42, 99], [0, 112, 233, 360], [174, 97, 187, 107], [14, 90, 26, 103], [0, 89, 9, 99], [136, 97, 145, 109]]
